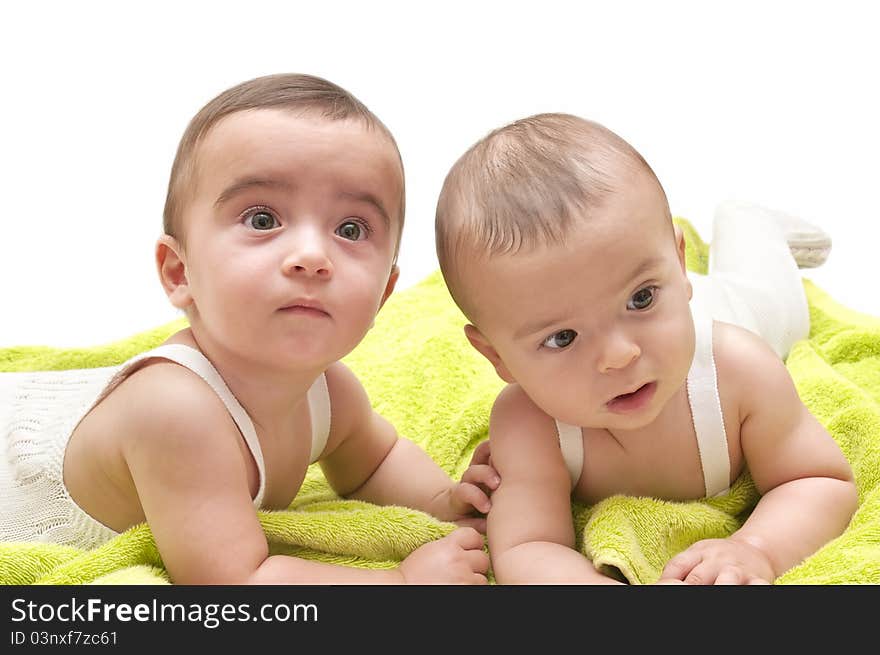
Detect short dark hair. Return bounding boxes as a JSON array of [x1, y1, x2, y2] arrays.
[[164, 73, 405, 252], [435, 112, 668, 316]]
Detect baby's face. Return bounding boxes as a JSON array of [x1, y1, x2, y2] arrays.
[[465, 173, 695, 431], [176, 109, 403, 371]]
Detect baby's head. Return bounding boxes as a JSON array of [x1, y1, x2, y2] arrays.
[[436, 113, 695, 430], [157, 73, 405, 370]]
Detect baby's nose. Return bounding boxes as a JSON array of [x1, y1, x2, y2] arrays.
[[281, 231, 333, 278], [597, 331, 641, 373]]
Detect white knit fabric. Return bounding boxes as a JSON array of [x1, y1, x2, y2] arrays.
[[691, 202, 810, 360], [1, 367, 124, 549], [1, 344, 331, 550]]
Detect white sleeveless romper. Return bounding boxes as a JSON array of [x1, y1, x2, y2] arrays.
[[0, 344, 331, 550]]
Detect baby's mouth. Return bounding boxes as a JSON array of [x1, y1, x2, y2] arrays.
[[607, 382, 657, 413]]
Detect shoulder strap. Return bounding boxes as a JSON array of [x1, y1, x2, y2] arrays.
[[555, 419, 584, 489], [685, 306, 731, 497], [101, 344, 267, 508], [307, 372, 331, 463]]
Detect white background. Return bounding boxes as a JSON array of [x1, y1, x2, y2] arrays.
[[1, 0, 877, 348]]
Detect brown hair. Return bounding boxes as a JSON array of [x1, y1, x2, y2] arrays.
[[435, 113, 668, 314], [163, 73, 405, 252]]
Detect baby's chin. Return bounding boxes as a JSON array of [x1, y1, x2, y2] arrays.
[[551, 391, 668, 431], [565, 411, 659, 432], [256, 334, 356, 373], [597, 407, 664, 432]]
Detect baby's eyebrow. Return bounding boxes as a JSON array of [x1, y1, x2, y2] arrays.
[[214, 177, 293, 207], [212, 180, 392, 230], [624, 256, 665, 286], [515, 314, 569, 340], [337, 190, 391, 230]]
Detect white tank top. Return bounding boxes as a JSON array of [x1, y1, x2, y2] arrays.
[[0, 344, 331, 550], [554, 302, 731, 498]]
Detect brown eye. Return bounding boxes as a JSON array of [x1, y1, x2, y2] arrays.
[[246, 210, 280, 230], [336, 220, 366, 241], [543, 329, 577, 349], [628, 287, 656, 310]]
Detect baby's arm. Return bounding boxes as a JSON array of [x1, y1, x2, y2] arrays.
[[662, 326, 857, 584], [121, 364, 486, 584], [318, 362, 494, 530], [487, 385, 623, 584]]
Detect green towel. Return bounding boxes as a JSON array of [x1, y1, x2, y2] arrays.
[[1, 219, 878, 585]]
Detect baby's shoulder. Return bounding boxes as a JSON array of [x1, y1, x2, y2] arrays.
[[320, 360, 373, 440], [712, 321, 794, 401], [488, 385, 570, 479], [91, 360, 263, 514], [713, 321, 785, 367], [103, 360, 238, 452], [322, 360, 364, 403], [490, 384, 557, 443]]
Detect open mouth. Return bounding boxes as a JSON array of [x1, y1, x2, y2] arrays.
[[607, 382, 657, 414]]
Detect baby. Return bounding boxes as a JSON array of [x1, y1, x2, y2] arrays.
[[0, 73, 496, 585], [435, 113, 857, 584]]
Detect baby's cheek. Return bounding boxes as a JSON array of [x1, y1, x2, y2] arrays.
[[531, 378, 589, 427], [662, 313, 696, 373]]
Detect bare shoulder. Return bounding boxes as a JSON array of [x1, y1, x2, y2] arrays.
[[712, 323, 854, 493], [713, 321, 784, 372], [102, 361, 268, 583], [109, 360, 244, 460], [489, 384, 562, 471], [712, 321, 798, 415], [320, 361, 373, 452], [491, 384, 556, 438], [323, 360, 367, 404], [315, 361, 399, 496]]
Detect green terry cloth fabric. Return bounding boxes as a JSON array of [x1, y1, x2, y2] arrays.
[[1, 219, 878, 585]]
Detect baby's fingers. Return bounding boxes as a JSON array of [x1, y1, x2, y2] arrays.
[[714, 566, 748, 585], [681, 561, 727, 586], [454, 516, 487, 534], [469, 440, 492, 467], [465, 547, 490, 575], [461, 464, 501, 492], [661, 548, 702, 581], [447, 526, 485, 551], [453, 482, 492, 514]]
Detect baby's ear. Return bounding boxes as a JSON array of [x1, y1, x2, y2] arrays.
[[464, 324, 515, 383], [378, 264, 400, 310], [673, 224, 693, 300], [156, 235, 192, 309], [674, 223, 686, 269]]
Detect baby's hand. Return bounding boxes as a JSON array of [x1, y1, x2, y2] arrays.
[[659, 537, 774, 585], [460, 439, 501, 505], [430, 442, 501, 533], [397, 527, 489, 584], [463, 440, 499, 496]]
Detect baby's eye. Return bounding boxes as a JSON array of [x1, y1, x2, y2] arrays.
[[336, 220, 369, 241], [627, 286, 657, 311], [244, 209, 280, 231], [542, 329, 578, 349]]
